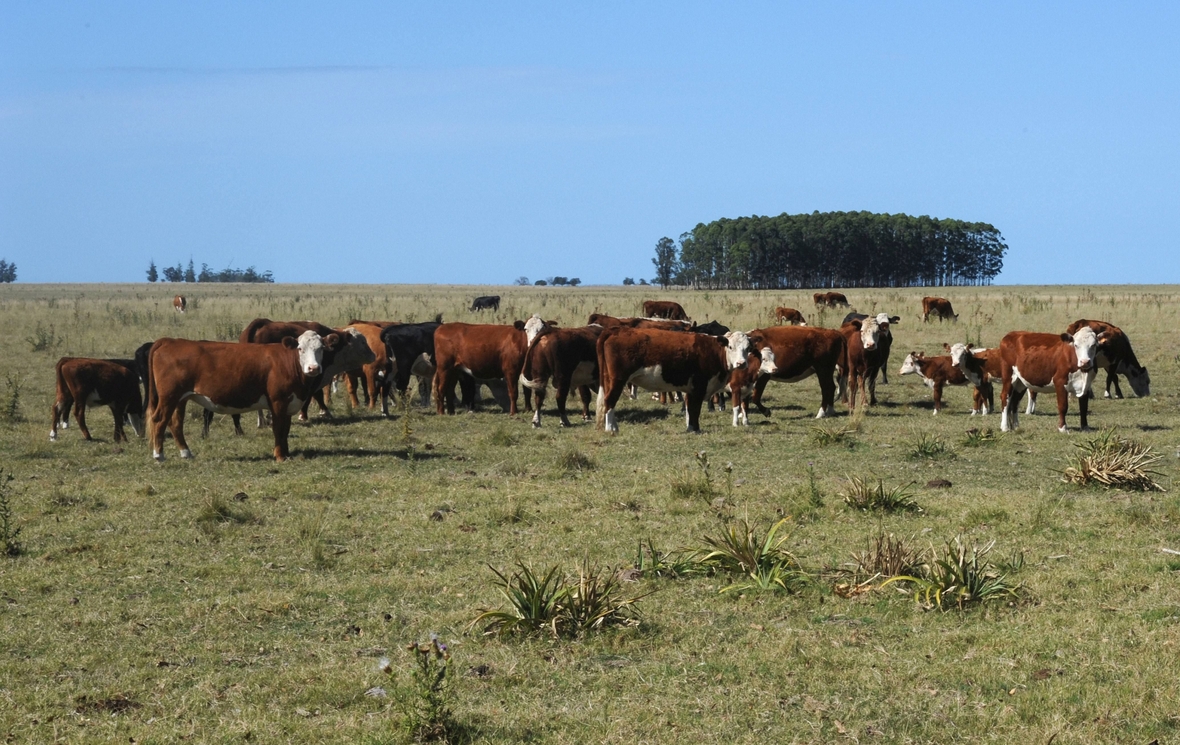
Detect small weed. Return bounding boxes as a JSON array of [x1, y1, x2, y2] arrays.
[[881, 536, 1022, 611], [805, 463, 824, 508], [670, 451, 716, 501], [1061, 429, 1165, 491], [25, 323, 62, 353], [697, 517, 809, 594], [379, 635, 460, 742], [962, 427, 998, 447], [0, 470, 23, 557], [557, 449, 595, 474], [841, 477, 921, 513], [908, 432, 955, 460], [3, 374, 23, 423], [849, 530, 926, 580]]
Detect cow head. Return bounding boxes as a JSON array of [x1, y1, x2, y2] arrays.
[[1120, 359, 1151, 397], [898, 351, 924, 376], [756, 344, 778, 376], [289, 330, 329, 376], [323, 328, 377, 378], [1061, 327, 1099, 371], [523, 314, 546, 346], [947, 342, 975, 369], [721, 331, 752, 369], [857, 317, 881, 351]]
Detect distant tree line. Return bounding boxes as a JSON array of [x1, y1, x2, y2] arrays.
[[514, 276, 581, 287], [651, 211, 1007, 289], [148, 259, 274, 283], [0, 259, 15, 283]]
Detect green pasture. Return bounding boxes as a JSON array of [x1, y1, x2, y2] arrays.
[[1, 283, 1179, 744]]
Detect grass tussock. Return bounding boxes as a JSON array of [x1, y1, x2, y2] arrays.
[[1061, 429, 1165, 491], [198, 494, 259, 526], [557, 449, 595, 474], [908, 432, 955, 460], [962, 427, 998, 447], [633, 539, 706, 579], [810, 423, 856, 447], [0, 470, 24, 557], [850, 530, 927, 580], [697, 517, 809, 594], [841, 476, 921, 514], [881, 536, 1022, 611]]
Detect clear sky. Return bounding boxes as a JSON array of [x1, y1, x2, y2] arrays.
[[2, 3, 1178, 285]]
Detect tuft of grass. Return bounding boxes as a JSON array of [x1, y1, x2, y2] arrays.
[[961, 427, 998, 447], [882, 536, 1022, 611], [810, 424, 856, 447], [670, 451, 716, 501], [841, 477, 920, 514], [0, 470, 23, 557], [198, 494, 259, 526], [485, 427, 518, 447], [634, 539, 706, 579], [3, 374, 23, 423], [697, 517, 809, 594], [24, 323, 62, 353], [908, 432, 955, 460], [557, 449, 595, 474], [850, 530, 926, 580], [1061, 429, 1165, 491]]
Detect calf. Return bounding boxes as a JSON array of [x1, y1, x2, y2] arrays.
[[745, 326, 847, 419], [922, 296, 958, 322], [173, 295, 186, 313], [433, 322, 530, 415], [595, 327, 752, 433], [641, 300, 689, 321], [813, 292, 850, 308], [724, 340, 778, 426], [50, 357, 145, 442], [1065, 319, 1149, 400], [841, 317, 885, 410], [997, 328, 1103, 433], [470, 295, 500, 312], [774, 307, 806, 325], [521, 319, 603, 427], [898, 351, 990, 415]]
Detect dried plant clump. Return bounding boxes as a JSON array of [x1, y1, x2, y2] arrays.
[[1061, 430, 1165, 491], [850, 530, 927, 580]]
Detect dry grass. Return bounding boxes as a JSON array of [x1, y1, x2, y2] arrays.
[[1061, 429, 1166, 491]]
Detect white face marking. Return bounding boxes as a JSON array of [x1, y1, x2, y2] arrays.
[[1070, 327, 1098, 371], [523, 314, 545, 346], [875, 313, 891, 327], [757, 346, 778, 377], [899, 354, 920, 376], [948, 343, 969, 368], [859, 318, 880, 351], [723, 331, 752, 369], [296, 330, 326, 376]]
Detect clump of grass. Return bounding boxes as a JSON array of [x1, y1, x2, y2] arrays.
[[3, 374, 24, 423], [804, 463, 824, 508], [25, 323, 62, 353], [882, 536, 1022, 611], [485, 427, 518, 447], [841, 476, 921, 513], [697, 517, 809, 594], [850, 530, 926, 579], [1061, 429, 1165, 491], [472, 560, 648, 638], [198, 494, 258, 526], [670, 451, 716, 501], [962, 427, 998, 447], [908, 432, 955, 460], [634, 539, 705, 579], [557, 449, 595, 474], [0, 470, 24, 557], [810, 423, 855, 447], [297, 508, 335, 568]]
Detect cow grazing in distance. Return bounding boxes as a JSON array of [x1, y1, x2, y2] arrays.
[[640, 300, 689, 321], [173, 295, 186, 313], [774, 307, 806, 325], [746, 326, 847, 419], [841, 317, 885, 410], [433, 322, 530, 415], [813, 292, 850, 308], [50, 358, 145, 443], [899, 351, 990, 415], [521, 318, 603, 427], [842, 312, 899, 384], [1064, 319, 1149, 399], [470, 295, 500, 312], [595, 327, 753, 433], [997, 328, 1103, 433], [922, 297, 958, 323]]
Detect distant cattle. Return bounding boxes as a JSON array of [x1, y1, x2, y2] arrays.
[[50, 357, 145, 443], [997, 328, 1103, 433], [743, 326, 848, 419], [899, 350, 990, 415], [596, 326, 753, 433], [521, 318, 603, 427], [470, 295, 500, 312], [640, 300, 689, 321], [813, 292, 849, 308], [1065, 319, 1149, 400], [147, 330, 374, 462], [842, 312, 899, 384], [922, 297, 958, 323], [774, 307, 806, 325], [173, 295, 186, 313], [433, 322, 530, 415], [587, 314, 693, 332]]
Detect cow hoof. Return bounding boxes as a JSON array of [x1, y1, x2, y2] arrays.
[[152, 450, 165, 462], [1058, 426, 1068, 433], [49, 432, 57, 441], [180, 449, 195, 459]]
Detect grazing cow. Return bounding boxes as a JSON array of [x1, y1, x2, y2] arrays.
[[640, 300, 689, 321], [433, 322, 530, 415], [898, 351, 991, 415], [380, 317, 461, 407], [841, 317, 885, 410], [50, 357, 145, 443], [946, 343, 1000, 415], [813, 292, 850, 308], [997, 328, 1103, 433], [744, 326, 847, 419], [1064, 319, 1150, 400], [774, 307, 806, 325], [340, 321, 396, 415], [922, 297, 958, 323], [587, 314, 692, 332], [470, 295, 500, 312], [173, 295, 186, 313], [521, 320, 603, 427], [595, 327, 753, 433], [147, 330, 374, 462], [842, 312, 900, 384]]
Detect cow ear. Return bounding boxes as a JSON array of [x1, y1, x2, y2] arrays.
[[966, 343, 975, 350], [282, 337, 298, 349], [1060, 333, 1073, 343], [514, 320, 525, 331], [323, 333, 341, 350], [850, 319, 862, 330], [942, 343, 951, 352], [716, 335, 729, 347], [547, 320, 559, 327], [891, 316, 901, 324]]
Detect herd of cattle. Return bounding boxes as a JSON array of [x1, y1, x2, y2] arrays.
[[47, 294, 1150, 462]]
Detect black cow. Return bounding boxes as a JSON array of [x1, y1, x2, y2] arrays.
[[470, 295, 500, 312], [692, 320, 730, 337], [380, 318, 475, 407], [842, 312, 899, 384]]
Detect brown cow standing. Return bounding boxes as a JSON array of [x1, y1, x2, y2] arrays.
[[747, 326, 847, 419], [521, 317, 603, 427], [341, 321, 396, 415], [997, 328, 1102, 433], [173, 295, 186, 313], [840, 317, 885, 410], [922, 296, 958, 322], [640, 300, 689, 321], [595, 327, 753, 433], [50, 357, 145, 442], [813, 292, 850, 308], [433, 322, 530, 415], [899, 351, 991, 415], [774, 307, 806, 325]]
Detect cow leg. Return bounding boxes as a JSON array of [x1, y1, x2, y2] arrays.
[[817, 368, 838, 418], [1076, 386, 1091, 431], [149, 398, 170, 461], [597, 381, 628, 434], [751, 376, 773, 417], [1106, 369, 1122, 399], [578, 385, 593, 422], [685, 391, 705, 433], [271, 404, 292, 462], [256, 410, 268, 429], [110, 403, 126, 443], [202, 409, 214, 438], [731, 387, 747, 426], [171, 402, 193, 458], [346, 371, 362, 408], [232, 414, 244, 436], [1055, 381, 1071, 433], [1001, 377, 1022, 432], [552, 374, 572, 427], [868, 369, 879, 405], [932, 381, 943, 415], [74, 402, 93, 441], [50, 397, 67, 441], [531, 384, 546, 428], [1026, 391, 1037, 415]]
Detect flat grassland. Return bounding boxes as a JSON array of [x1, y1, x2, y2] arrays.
[[1, 283, 1178, 744]]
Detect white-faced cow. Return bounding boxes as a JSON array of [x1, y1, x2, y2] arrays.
[[746, 326, 847, 419], [595, 327, 753, 433], [521, 317, 603, 427], [843, 312, 899, 384], [1065, 319, 1149, 400], [841, 316, 885, 410], [50, 357, 145, 443], [998, 328, 1103, 433], [899, 350, 991, 415], [922, 297, 958, 322], [173, 295, 186, 313], [774, 307, 806, 325], [723, 339, 778, 426], [946, 343, 1000, 415]]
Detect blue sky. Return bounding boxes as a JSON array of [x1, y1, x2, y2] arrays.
[[2, 3, 1178, 285]]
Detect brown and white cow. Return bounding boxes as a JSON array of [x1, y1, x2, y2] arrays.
[[147, 330, 374, 462], [587, 313, 692, 332], [173, 295, 186, 313], [745, 326, 847, 419], [813, 292, 850, 308], [341, 321, 397, 415], [595, 327, 752, 433], [946, 343, 1000, 415], [723, 341, 778, 426], [1065, 319, 1150, 400], [997, 328, 1103, 433], [922, 297, 958, 322], [841, 317, 886, 410], [521, 316, 603, 428], [50, 357, 145, 442], [899, 350, 991, 415], [433, 322, 530, 415], [843, 312, 899, 384], [640, 300, 689, 321], [774, 307, 806, 325]]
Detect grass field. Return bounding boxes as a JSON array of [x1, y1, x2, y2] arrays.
[[1, 283, 1179, 744]]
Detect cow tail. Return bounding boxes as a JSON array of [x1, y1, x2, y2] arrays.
[[145, 343, 159, 442], [53, 357, 68, 423], [836, 334, 849, 401], [594, 330, 613, 430]]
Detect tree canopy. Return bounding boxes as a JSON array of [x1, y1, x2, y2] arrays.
[[664, 211, 1007, 289]]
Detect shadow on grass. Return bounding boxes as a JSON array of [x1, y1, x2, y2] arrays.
[[616, 408, 671, 424]]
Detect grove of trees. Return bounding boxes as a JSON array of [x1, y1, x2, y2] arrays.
[[149, 260, 274, 283], [0, 259, 15, 283], [653, 211, 1007, 289]]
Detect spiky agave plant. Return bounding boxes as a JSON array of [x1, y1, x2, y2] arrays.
[[471, 562, 568, 637], [841, 476, 921, 513], [882, 536, 1021, 611], [698, 517, 808, 593], [561, 560, 650, 636]]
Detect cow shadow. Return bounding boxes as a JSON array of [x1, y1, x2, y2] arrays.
[[616, 408, 670, 424], [301, 448, 450, 460], [1136, 423, 1171, 432]]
